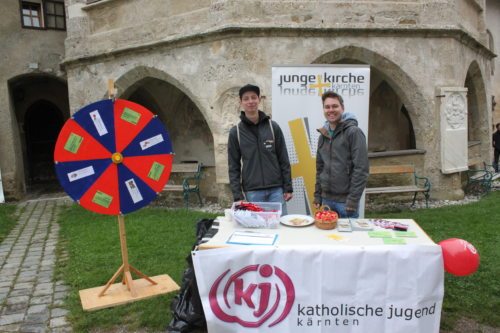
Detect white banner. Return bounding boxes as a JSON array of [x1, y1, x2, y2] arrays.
[[272, 65, 370, 216], [193, 246, 443, 333], [0, 168, 4, 203]]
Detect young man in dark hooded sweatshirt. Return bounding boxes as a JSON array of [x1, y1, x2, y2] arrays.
[[314, 91, 369, 218], [493, 123, 500, 172], [227, 84, 293, 214]]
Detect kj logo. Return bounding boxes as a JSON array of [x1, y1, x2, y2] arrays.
[[209, 264, 295, 328]]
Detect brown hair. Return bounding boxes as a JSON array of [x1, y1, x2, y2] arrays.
[[321, 91, 344, 109]]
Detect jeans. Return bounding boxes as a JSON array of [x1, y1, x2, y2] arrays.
[[321, 198, 359, 218], [245, 187, 287, 215]]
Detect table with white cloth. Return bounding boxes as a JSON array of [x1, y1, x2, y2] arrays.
[[192, 217, 444, 333]]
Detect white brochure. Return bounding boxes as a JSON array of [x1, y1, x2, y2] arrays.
[[90, 110, 108, 136], [125, 178, 143, 203], [140, 134, 164, 150], [67, 166, 95, 182]]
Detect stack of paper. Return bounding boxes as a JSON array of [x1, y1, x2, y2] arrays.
[[227, 231, 278, 246]]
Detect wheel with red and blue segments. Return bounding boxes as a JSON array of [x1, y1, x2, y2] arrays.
[[54, 99, 174, 215]]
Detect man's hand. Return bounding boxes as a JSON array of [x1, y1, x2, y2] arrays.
[[284, 192, 293, 202], [345, 205, 357, 215]]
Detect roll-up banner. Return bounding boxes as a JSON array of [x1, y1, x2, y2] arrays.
[[271, 65, 370, 216]]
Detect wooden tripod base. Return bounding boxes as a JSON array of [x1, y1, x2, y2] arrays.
[[79, 274, 180, 311], [98, 263, 158, 298], [79, 214, 180, 311]]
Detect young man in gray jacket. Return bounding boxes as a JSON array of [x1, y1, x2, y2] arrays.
[[227, 84, 293, 212], [314, 91, 369, 218]]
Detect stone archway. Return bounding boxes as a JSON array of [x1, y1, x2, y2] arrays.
[[123, 77, 215, 166], [465, 61, 489, 145], [311, 46, 424, 151], [24, 100, 65, 184], [8, 73, 69, 191], [115, 67, 219, 202], [369, 81, 416, 152], [114, 66, 215, 133]]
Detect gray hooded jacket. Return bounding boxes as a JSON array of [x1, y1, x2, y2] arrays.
[[314, 112, 369, 210], [228, 111, 293, 201]]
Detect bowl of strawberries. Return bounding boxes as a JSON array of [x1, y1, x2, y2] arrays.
[[314, 205, 338, 230]]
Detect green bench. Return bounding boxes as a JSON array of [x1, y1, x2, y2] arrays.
[[483, 162, 500, 182], [366, 165, 431, 208], [163, 162, 203, 208], [466, 160, 500, 194]]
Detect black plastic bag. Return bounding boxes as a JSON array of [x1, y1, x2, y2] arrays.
[[166, 218, 214, 333]]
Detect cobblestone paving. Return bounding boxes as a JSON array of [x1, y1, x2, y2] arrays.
[[0, 199, 72, 333]]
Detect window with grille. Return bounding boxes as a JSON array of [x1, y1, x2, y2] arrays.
[[21, 1, 42, 28], [44, 0, 65, 30], [20, 0, 66, 30]]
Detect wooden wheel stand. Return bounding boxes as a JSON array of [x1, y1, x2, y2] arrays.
[[79, 81, 179, 311], [79, 215, 180, 311], [99, 215, 157, 298]]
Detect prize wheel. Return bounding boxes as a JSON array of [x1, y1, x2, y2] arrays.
[[54, 99, 174, 215]]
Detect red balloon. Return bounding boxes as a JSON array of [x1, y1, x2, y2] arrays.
[[438, 238, 480, 276]]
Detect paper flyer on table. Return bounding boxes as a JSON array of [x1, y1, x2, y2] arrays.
[[227, 231, 278, 246]]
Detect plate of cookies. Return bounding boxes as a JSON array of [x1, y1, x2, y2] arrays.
[[280, 214, 315, 227]]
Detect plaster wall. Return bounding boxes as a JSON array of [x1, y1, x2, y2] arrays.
[[0, 0, 66, 198]]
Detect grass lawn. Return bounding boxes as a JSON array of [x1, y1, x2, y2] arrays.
[[366, 192, 500, 330], [0, 203, 17, 243], [56, 193, 499, 332], [55, 205, 219, 332]]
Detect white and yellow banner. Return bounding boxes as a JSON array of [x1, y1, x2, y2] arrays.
[[193, 245, 444, 333], [271, 65, 370, 216]]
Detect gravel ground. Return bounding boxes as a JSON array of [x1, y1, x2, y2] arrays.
[[192, 193, 487, 215]]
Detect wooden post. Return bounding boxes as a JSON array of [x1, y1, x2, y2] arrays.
[[118, 215, 130, 272], [108, 79, 116, 99], [99, 215, 139, 297], [117, 215, 136, 296]]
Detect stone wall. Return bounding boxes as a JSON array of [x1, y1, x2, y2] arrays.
[[63, 34, 492, 202], [486, 0, 500, 124], [65, 0, 488, 61], [0, 0, 66, 198], [61, 1, 495, 202], [0, 0, 496, 203]]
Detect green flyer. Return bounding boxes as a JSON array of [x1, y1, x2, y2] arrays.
[[64, 133, 83, 154], [383, 238, 407, 245], [368, 230, 393, 238], [148, 162, 165, 181], [394, 231, 418, 238], [121, 107, 141, 125], [92, 191, 113, 208]]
